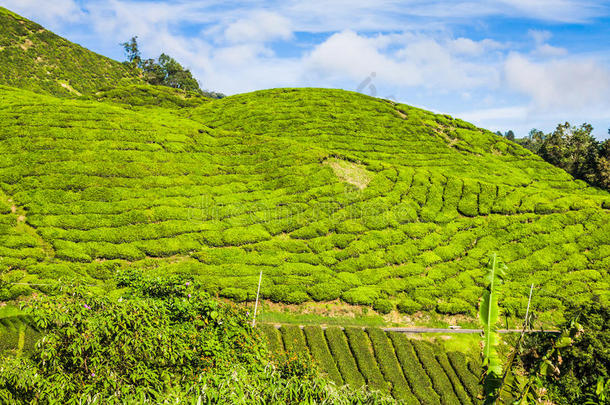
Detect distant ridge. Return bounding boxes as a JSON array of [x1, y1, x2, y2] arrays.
[[0, 6, 142, 97]]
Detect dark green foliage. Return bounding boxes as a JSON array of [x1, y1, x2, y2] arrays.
[[366, 328, 419, 404], [0, 272, 268, 402], [447, 351, 482, 400], [411, 340, 460, 405], [436, 351, 473, 405], [517, 123, 610, 191], [325, 327, 366, 388], [303, 326, 343, 385], [389, 332, 441, 405], [280, 325, 309, 356], [260, 324, 285, 361], [372, 298, 393, 314], [344, 327, 389, 392], [525, 301, 610, 405]]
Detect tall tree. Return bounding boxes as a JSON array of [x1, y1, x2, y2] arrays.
[[121, 36, 141, 68], [121, 37, 203, 94], [597, 139, 610, 189], [539, 123, 599, 183]]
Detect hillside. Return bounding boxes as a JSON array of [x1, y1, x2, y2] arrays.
[[0, 83, 609, 327], [0, 6, 141, 96], [0, 8, 609, 329]]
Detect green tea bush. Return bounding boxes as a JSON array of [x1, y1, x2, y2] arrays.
[[302, 326, 343, 385], [372, 298, 393, 314], [436, 298, 472, 315], [259, 324, 285, 361], [220, 287, 248, 302], [341, 286, 379, 306], [436, 351, 473, 405], [223, 225, 271, 246], [447, 351, 481, 400], [344, 327, 388, 392], [307, 282, 344, 301], [366, 328, 419, 404], [411, 340, 459, 405], [325, 327, 365, 388], [397, 298, 421, 315], [388, 332, 440, 405], [280, 325, 309, 355]]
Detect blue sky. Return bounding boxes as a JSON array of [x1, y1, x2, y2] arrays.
[[3, 0, 610, 139]]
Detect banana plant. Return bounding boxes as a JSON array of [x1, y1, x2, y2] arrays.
[[480, 252, 506, 404]]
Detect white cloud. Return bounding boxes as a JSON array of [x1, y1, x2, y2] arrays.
[[223, 11, 292, 44], [450, 37, 503, 55], [0, 0, 83, 25], [527, 29, 567, 57], [504, 53, 610, 112]]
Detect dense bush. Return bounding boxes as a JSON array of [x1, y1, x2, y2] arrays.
[[325, 327, 365, 388], [389, 332, 440, 405], [411, 340, 460, 405], [372, 298, 393, 314], [344, 327, 388, 392], [397, 298, 422, 315]]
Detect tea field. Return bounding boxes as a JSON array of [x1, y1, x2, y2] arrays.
[[1, 83, 609, 325], [0, 6, 609, 327], [261, 324, 482, 403]]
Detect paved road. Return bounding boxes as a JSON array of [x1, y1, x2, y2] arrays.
[[267, 323, 559, 334]]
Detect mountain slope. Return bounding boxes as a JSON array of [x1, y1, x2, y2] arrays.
[[1, 83, 609, 325], [0, 7, 141, 97]]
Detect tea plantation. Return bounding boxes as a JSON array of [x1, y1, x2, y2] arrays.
[[0, 6, 609, 328], [0, 7, 141, 97], [1, 83, 609, 325], [261, 324, 482, 403]]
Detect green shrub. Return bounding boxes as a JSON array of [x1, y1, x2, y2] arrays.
[[436, 297, 472, 315], [344, 327, 388, 392], [388, 333, 440, 405], [411, 340, 459, 405], [220, 287, 248, 302], [447, 351, 481, 399], [325, 327, 365, 388], [372, 298, 393, 314], [307, 283, 344, 301], [223, 225, 271, 246], [366, 328, 419, 404], [341, 286, 379, 306], [302, 326, 343, 385], [280, 325, 309, 356], [436, 351, 473, 405], [397, 298, 422, 315], [259, 324, 285, 361]]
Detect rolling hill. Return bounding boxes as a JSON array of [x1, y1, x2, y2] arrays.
[[0, 7, 609, 330], [0, 6, 141, 96]]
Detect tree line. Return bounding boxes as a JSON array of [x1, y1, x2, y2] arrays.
[[121, 37, 225, 99], [499, 124, 610, 191]]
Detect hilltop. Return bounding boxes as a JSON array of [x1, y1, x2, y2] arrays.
[[0, 6, 141, 96], [0, 8, 608, 329]]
